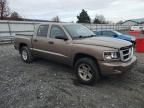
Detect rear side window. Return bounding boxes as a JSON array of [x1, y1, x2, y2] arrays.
[[37, 25, 49, 37]]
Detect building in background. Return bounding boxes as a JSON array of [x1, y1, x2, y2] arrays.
[[122, 18, 144, 26]]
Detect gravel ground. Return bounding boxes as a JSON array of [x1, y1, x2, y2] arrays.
[[0, 44, 144, 108]]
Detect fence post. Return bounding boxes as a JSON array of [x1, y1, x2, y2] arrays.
[[7, 21, 13, 43], [90, 23, 92, 30], [7, 21, 12, 36], [95, 24, 97, 31]]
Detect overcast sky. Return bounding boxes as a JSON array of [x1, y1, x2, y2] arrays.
[[9, 0, 144, 22]]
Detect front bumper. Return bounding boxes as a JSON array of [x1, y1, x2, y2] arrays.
[[98, 56, 137, 75]]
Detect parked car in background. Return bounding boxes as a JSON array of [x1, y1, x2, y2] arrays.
[[93, 30, 136, 45], [131, 26, 144, 31]]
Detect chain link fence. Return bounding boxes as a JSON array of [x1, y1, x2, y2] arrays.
[[81, 23, 131, 31], [0, 20, 38, 44]]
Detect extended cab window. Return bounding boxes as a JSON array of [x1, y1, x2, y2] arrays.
[[37, 25, 49, 37], [50, 25, 65, 39]]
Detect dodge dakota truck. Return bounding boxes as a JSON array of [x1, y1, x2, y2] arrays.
[[14, 23, 137, 84]]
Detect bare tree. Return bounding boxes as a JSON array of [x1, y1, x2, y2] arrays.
[[0, 0, 10, 20], [10, 11, 22, 20], [116, 20, 123, 24], [51, 16, 60, 22], [93, 14, 107, 24]]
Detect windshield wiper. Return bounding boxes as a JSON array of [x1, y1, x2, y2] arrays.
[[79, 35, 96, 38], [73, 35, 87, 39], [73, 35, 96, 40], [87, 35, 96, 37], [78, 35, 85, 38]]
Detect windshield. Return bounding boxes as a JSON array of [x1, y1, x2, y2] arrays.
[[64, 24, 96, 39], [113, 31, 122, 35]]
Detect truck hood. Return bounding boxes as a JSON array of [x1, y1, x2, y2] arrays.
[[73, 37, 132, 49]]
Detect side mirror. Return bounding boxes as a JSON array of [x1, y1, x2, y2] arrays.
[[55, 36, 68, 41]]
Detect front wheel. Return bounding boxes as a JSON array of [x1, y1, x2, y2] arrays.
[[74, 58, 100, 85], [20, 46, 33, 63]]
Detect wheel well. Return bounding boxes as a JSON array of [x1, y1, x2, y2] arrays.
[[19, 43, 27, 53], [73, 53, 97, 65], [73, 53, 101, 75]]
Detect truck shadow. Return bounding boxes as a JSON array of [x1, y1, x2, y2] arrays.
[[29, 58, 140, 89]]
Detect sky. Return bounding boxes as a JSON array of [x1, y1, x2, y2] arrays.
[[9, 0, 144, 23]]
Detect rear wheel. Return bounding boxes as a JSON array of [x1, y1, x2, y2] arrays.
[[74, 58, 100, 84], [20, 46, 33, 63]]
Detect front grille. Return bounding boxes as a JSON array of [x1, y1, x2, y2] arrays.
[[120, 46, 133, 62]]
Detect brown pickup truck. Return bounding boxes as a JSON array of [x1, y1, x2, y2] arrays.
[[14, 23, 137, 84]]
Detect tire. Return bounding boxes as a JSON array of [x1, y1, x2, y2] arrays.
[[74, 57, 100, 85], [20, 46, 33, 63]]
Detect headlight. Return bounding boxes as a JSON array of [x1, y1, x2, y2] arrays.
[[103, 51, 119, 60]]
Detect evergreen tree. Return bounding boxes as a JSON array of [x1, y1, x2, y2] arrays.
[[77, 9, 91, 23]]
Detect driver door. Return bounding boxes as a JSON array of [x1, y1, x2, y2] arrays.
[[47, 25, 71, 64]]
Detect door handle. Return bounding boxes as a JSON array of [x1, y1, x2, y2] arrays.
[[48, 41, 54, 44], [34, 39, 38, 42]]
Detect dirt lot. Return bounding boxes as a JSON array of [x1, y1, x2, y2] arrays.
[[0, 44, 144, 108]]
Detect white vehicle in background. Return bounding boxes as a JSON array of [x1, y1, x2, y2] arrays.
[[130, 26, 144, 31]]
